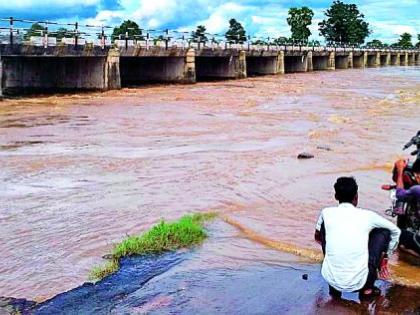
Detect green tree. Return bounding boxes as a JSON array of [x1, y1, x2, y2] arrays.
[[416, 34, 420, 48], [111, 20, 142, 41], [24, 23, 46, 40], [318, 1, 370, 45], [287, 7, 314, 43], [365, 39, 388, 48], [252, 39, 269, 45], [225, 18, 247, 44], [191, 25, 208, 43], [54, 27, 73, 40], [308, 39, 321, 46], [273, 36, 290, 45], [394, 32, 413, 49]]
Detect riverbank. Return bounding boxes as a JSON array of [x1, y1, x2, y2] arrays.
[[3, 219, 420, 314]]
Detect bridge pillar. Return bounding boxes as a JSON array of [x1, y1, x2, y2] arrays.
[[327, 52, 335, 70], [307, 51, 313, 72], [238, 50, 247, 79], [416, 53, 420, 66], [105, 49, 121, 90], [347, 52, 353, 68], [277, 51, 285, 74], [386, 52, 391, 66], [375, 52, 381, 67], [401, 52, 409, 66], [184, 48, 196, 83], [363, 52, 368, 67], [408, 52, 415, 66]]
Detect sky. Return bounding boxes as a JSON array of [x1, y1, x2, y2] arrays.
[[1, 0, 419, 43]]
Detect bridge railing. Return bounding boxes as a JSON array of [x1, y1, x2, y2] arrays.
[[1, 17, 419, 54]]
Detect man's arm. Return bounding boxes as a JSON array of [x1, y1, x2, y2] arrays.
[[394, 159, 420, 201], [370, 213, 401, 256], [314, 211, 324, 245]]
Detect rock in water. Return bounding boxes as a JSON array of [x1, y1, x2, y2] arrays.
[[297, 153, 314, 159]]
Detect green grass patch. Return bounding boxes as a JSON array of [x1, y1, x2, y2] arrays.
[[89, 212, 216, 281]]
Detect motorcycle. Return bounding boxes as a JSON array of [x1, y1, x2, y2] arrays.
[[382, 131, 420, 228]]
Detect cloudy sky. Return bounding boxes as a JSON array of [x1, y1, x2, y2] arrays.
[[1, 0, 419, 43]]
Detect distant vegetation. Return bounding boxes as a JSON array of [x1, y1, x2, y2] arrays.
[[111, 19, 143, 41], [90, 213, 216, 281]]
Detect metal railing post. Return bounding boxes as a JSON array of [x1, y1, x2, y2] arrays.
[[74, 22, 78, 48], [9, 17, 13, 46], [101, 26, 105, 49], [44, 22, 48, 48]]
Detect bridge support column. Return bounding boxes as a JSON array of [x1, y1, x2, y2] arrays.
[[409, 52, 415, 66], [416, 53, 420, 66], [347, 52, 353, 68], [105, 49, 121, 90], [238, 50, 247, 79], [375, 52, 381, 67], [183, 48, 196, 83], [363, 52, 368, 67], [306, 51, 313, 72], [386, 52, 391, 66], [401, 52, 409, 66], [393, 53, 401, 66], [327, 52, 335, 70], [277, 51, 285, 74]]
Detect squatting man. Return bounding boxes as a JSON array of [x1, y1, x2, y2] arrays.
[[315, 177, 400, 299]]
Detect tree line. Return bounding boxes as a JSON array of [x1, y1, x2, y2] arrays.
[[24, 1, 420, 49]]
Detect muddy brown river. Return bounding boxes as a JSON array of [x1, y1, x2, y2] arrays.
[[1, 66, 420, 301]]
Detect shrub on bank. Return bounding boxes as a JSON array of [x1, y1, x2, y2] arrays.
[[90, 213, 216, 280]]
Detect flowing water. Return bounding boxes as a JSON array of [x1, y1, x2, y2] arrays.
[[1, 66, 420, 301]]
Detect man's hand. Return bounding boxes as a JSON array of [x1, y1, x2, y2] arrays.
[[378, 256, 390, 280], [395, 159, 407, 173]]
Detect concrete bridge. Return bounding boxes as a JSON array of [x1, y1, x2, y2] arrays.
[[0, 43, 419, 96]]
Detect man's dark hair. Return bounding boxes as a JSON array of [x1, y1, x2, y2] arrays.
[[334, 177, 358, 203], [413, 159, 420, 174]]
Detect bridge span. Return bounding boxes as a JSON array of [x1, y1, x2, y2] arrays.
[[0, 43, 419, 96]]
